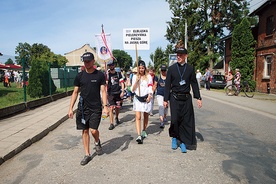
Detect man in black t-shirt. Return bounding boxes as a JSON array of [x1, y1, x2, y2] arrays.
[[106, 61, 125, 130], [68, 52, 109, 166]]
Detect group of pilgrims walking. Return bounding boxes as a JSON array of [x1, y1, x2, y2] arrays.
[[68, 40, 202, 165]]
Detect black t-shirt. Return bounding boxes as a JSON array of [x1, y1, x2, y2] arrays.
[[74, 70, 106, 110], [107, 72, 123, 95]]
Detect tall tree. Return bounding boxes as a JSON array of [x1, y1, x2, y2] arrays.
[[150, 47, 167, 71], [231, 17, 256, 87], [15, 42, 67, 67], [165, 0, 249, 69], [112, 49, 133, 72], [15, 42, 31, 66], [15, 42, 68, 97]]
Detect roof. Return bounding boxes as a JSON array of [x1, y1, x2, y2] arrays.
[[0, 64, 22, 69], [64, 44, 95, 55], [249, 0, 276, 16]]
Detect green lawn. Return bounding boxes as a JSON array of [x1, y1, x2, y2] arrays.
[[0, 82, 73, 109]]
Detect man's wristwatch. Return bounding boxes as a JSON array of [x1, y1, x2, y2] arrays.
[[197, 97, 202, 100]]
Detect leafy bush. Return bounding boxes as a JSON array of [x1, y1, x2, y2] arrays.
[[27, 59, 56, 98]]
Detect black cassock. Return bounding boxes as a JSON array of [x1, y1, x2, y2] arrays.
[[164, 62, 201, 150]]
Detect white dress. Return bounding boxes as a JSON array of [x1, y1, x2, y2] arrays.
[[131, 74, 153, 113]]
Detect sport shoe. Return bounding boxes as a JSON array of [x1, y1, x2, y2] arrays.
[[136, 135, 143, 144], [141, 130, 147, 138], [172, 138, 178, 150], [108, 123, 115, 130], [95, 140, 103, 155], [150, 112, 153, 116], [180, 143, 187, 153], [80, 155, 91, 165], [160, 122, 165, 129], [115, 117, 121, 125]]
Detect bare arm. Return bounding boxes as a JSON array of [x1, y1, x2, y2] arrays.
[[131, 74, 140, 92], [152, 80, 157, 93], [68, 86, 79, 119], [101, 84, 109, 115], [120, 81, 125, 98]]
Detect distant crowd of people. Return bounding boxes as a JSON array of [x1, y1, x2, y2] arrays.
[[2, 69, 28, 88], [196, 67, 241, 91]]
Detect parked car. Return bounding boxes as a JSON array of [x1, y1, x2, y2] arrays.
[[200, 74, 227, 89]]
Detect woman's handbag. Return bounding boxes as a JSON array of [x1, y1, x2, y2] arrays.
[[135, 94, 149, 102]]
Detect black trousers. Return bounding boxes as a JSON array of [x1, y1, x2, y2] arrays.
[[169, 94, 197, 150], [205, 80, 210, 90]]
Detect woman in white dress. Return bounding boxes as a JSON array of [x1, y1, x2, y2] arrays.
[[131, 60, 153, 144]]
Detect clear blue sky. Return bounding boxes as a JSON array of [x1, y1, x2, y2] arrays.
[[0, 0, 172, 64], [0, 0, 264, 65]]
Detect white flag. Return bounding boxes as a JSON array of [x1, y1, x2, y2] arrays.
[[95, 32, 112, 61]]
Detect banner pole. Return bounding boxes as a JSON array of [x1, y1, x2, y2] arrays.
[[135, 44, 140, 96], [135, 44, 138, 67]]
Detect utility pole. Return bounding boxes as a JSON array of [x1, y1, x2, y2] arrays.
[[172, 16, 188, 49]]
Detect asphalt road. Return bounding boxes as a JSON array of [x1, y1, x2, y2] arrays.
[[0, 93, 276, 184]]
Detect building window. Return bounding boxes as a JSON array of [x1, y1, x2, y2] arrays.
[[263, 55, 272, 79], [266, 16, 274, 36]]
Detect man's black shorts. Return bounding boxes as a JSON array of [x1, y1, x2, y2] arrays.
[[108, 93, 122, 107], [76, 105, 102, 130]]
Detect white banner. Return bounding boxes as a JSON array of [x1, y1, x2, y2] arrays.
[[95, 33, 112, 61], [123, 28, 150, 50]]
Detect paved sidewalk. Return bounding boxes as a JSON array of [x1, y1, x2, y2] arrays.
[[0, 90, 275, 166], [0, 96, 76, 165]]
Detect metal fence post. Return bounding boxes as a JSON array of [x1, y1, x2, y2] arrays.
[[48, 62, 52, 96], [22, 58, 27, 103]]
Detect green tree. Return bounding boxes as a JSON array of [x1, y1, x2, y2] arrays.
[[165, 0, 249, 69], [51, 54, 68, 67], [112, 49, 133, 71], [15, 42, 68, 67], [132, 56, 142, 68], [15, 42, 68, 97], [150, 47, 167, 71], [27, 58, 56, 98], [27, 59, 43, 98], [15, 42, 31, 66], [230, 17, 256, 87], [5, 58, 14, 64]]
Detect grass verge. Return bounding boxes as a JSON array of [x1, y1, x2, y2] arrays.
[[0, 82, 74, 109]]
